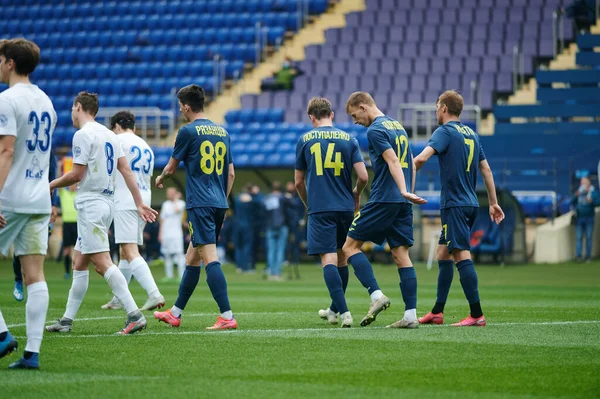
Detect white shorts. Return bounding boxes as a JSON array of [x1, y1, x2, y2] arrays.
[[75, 199, 113, 255], [0, 211, 50, 256], [161, 236, 184, 255], [114, 210, 145, 245]]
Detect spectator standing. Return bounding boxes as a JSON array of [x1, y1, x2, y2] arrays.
[[264, 181, 289, 280], [571, 176, 599, 262]]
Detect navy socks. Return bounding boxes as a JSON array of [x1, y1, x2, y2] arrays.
[[456, 259, 483, 318], [398, 267, 417, 310], [323, 264, 348, 315], [330, 265, 349, 313], [174, 266, 201, 311], [432, 260, 454, 314], [348, 253, 380, 295], [205, 262, 231, 313]]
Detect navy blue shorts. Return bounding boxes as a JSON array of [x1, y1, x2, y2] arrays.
[[348, 202, 414, 248], [187, 207, 227, 246], [439, 206, 478, 252], [307, 211, 354, 255]]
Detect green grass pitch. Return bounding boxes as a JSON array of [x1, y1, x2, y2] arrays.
[[1, 259, 599, 398]]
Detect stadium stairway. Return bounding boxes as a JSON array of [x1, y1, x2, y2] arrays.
[[205, 0, 366, 124]]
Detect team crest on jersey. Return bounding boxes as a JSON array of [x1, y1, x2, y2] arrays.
[[73, 146, 82, 157], [25, 155, 44, 180], [0, 114, 7, 127]]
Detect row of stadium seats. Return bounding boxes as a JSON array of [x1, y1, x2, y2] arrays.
[[33, 61, 246, 81], [2, 12, 303, 33], [27, 27, 286, 49], [225, 109, 285, 124], [36, 76, 221, 97], [0, 0, 328, 18], [39, 44, 262, 64], [366, 0, 560, 9]]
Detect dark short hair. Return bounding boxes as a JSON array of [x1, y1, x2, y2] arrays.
[[74, 91, 99, 117], [437, 90, 464, 117], [307, 97, 333, 120], [271, 181, 282, 191], [177, 84, 205, 112], [345, 91, 375, 113], [110, 110, 135, 130], [0, 38, 40, 76]]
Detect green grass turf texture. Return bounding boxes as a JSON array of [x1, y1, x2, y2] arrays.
[[1, 259, 599, 398]]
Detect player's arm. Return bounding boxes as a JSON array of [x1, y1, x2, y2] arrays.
[[414, 146, 436, 171], [227, 163, 235, 198], [479, 159, 504, 224], [382, 149, 427, 204], [50, 163, 87, 190], [118, 156, 158, 222], [411, 154, 416, 194], [294, 169, 307, 208], [156, 157, 179, 189], [352, 162, 368, 212], [0, 135, 16, 194]]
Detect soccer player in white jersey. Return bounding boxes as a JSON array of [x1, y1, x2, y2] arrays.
[[45, 92, 158, 335], [0, 38, 54, 369], [159, 187, 186, 280], [100, 111, 165, 311]]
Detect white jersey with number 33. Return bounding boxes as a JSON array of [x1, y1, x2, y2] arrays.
[[0, 83, 56, 214], [72, 121, 124, 206], [114, 132, 153, 211]]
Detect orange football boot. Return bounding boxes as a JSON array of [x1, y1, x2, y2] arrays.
[[418, 312, 444, 325], [451, 315, 486, 327], [206, 316, 238, 330], [154, 309, 181, 327]]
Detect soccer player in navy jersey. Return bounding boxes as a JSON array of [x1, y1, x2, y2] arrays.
[[295, 97, 369, 328], [414, 90, 504, 327], [343, 92, 426, 328], [154, 84, 237, 330]]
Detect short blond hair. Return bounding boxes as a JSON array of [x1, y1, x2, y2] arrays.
[[307, 97, 332, 119], [437, 90, 464, 117], [346, 92, 375, 113]]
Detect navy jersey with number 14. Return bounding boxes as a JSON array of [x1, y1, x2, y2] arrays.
[[172, 119, 232, 209], [295, 126, 364, 214]]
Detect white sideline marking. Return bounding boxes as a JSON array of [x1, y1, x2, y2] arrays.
[[10, 320, 600, 340], [6, 311, 311, 328]]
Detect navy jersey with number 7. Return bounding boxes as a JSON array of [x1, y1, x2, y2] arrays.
[[295, 126, 364, 214], [172, 119, 232, 209], [427, 121, 486, 209]]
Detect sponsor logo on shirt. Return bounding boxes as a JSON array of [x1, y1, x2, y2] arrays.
[[0, 114, 8, 127], [25, 155, 44, 180]]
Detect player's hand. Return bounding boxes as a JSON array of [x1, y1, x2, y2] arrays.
[[402, 192, 427, 205], [489, 204, 505, 224], [137, 204, 159, 223], [155, 175, 165, 189], [50, 206, 58, 223]]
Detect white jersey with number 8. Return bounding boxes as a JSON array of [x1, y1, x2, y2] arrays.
[[72, 121, 124, 206]]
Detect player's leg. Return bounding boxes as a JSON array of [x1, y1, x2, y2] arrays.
[[13, 255, 24, 301], [327, 212, 353, 314], [0, 309, 18, 359], [122, 242, 165, 310], [575, 218, 584, 260], [272, 225, 288, 279], [90, 250, 147, 334], [101, 246, 127, 310], [343, 204, 390, 326], [8, 214, 50, 369], [163, 251, 175, 280], [448, 207, 485, 327], [584, 217, 594, 261], [265, 228, 275, 276]]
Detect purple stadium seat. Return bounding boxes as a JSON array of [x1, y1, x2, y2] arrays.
[[459, 9, 473, 24], [376, 12, 392, 26], [492, 9, 508, 23], [356, 27, 372, 44], [345, 13, 360, 27], [386, 43, 401, 57], [478, 0, 495, 6], [364, 60, 378, 76], [438, 26, 454, 42], [406, 27, 421, 42], [305, 45, 320, 59], [337, 44, 352, 59], [480, 72, 496, 91], [413, 0, 429, 9], [436, 43, 453, 57], [539, 39, 554, 57], [499, 57, 513, 73], [361, 11, 376, 26], [406, 92, 423, 103], [419, 42, 434, 57], [240, 94, 255, 109], [408, 9, 425, 25], [347, 61, 363, 76], [483, 57, 499, 72], [392, 12, 409, 25], [427, 76, 443, 91], [365, 0, 378, 10], [526, 8, 542, 22], [414, 59, 430, 73], [372, 26, 388, 42], [454, 42, 468, 56], [465, 57, 481, 73], [462, 0, 478, 7], [431, 58, 446, 74], [393, 76, 409, 92], [423, 91, 439, 103], [422, 27, 437, 42], [272, 92, 290, 108], [325, 29, 340, 42], [389, 26, 404, 42], [425, 10, 441, 24], [398, 59, 413, 74], [489, 23, 505, 40], [368, 42, 384, 58], [381, 59, 396, 75], [496, 73, 512, 92], [320, 45, 336, 60], [389, 93, 405, 110], [445, 74, 461, 90], [376, 75, 393, 92], [331, 62, 347, 75], [441, 9, 458, 24], [471, 41, 486, 56], [475, 8, 490, 23], [509, 7, 525, 23], [340, 27, 356, 43], [410, 75, 426, 92], [359, 76, 376, 92], [353, 43, 368, 58], [472, 26, 488, 41], [540, 23, 553, 40], [402, 42, 418, 57], [256, 93, 272, 108], [488, 41, 503, 56], [522, 23, 539, 40], [446, 0, 461, 8]]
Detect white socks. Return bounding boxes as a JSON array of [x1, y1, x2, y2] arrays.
[[0, 309, 7, 334], [370, 290, 384, 302], [64, 270, 89, 320], [104, 265, 138, 314], [164, 255, 174, 279], [25, 281, 49, 353], [221, 310, 233, 320], [171, 306, 183, 318], [118, 260, 132, 283], [130, 257, 160, 299], [404, 309, 417, 322]]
